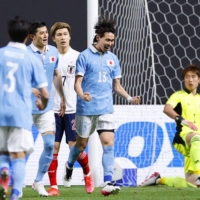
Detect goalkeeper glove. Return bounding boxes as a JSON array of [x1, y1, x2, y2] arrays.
[[175, 116, 198, 131]]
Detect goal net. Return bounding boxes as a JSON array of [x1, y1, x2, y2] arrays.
[[96, 0, 200, 186]]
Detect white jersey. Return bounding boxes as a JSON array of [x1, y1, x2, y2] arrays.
[[53, 47, 80, 114]]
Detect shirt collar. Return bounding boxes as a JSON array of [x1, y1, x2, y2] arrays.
[[30, 42, 49, 53], [7, 42, 27, 50]]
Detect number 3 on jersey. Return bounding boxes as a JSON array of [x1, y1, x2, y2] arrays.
[[3, 62, 19, 93], [98, 71, 107, 82]]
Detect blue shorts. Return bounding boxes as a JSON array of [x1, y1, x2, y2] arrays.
[[54, 113, 76, 143]]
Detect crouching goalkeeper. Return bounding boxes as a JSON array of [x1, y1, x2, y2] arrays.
[[140, 64, 200, 188]]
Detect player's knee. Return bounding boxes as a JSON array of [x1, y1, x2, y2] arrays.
[[191, 134, 200, 144]]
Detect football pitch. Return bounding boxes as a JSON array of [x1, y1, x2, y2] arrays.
[[19, 186, 199, 200]]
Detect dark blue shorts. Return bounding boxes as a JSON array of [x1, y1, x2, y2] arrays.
[[54, 113, 76, 143]]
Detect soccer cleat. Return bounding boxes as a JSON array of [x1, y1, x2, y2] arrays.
[[18, 191, 23, 198], [63, 163, 73, 188], [47, 187, 60, 196], [101, 182, 120, 196], [0, 168, 10, 200], [140, 172, 161, 187], [196, 177, 200, 187], [84, 173, 94, 194], [32, 181, 48, 197]]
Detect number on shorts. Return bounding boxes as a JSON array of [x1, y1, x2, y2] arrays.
[[71, 119, 76, 130]]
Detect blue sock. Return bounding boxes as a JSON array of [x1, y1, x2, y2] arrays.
[[67, 145, 83, 168], [11, 158, 26, 197], [0, 154, 10, 171], [102, 146, 114, 182], [35, 134, 55, 182]]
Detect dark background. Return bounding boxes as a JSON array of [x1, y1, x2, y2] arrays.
[[99, 0, 200, 104], [0, 0, 87, 51], [1, 0, 200, 104]]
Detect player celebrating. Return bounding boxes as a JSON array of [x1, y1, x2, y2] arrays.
[[28, 20, 66, 197], [47, 22, 91, 196], [65, 17, 140, 196], [0, 16, 49, 200], [140, 64, 200, 188]]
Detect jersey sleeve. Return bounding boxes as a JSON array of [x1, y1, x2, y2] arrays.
[[113, 56, 122, 79], [166, 92, 180, 108], [32, 57, 48, 88], [76, 54, 86, 76]]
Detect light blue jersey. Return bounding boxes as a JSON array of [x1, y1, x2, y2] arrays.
[[76, 45, 121, 115], [28, 43, 58, 114], [0, 42, 48, 130]]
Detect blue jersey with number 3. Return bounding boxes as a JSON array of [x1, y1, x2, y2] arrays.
[[0, 42, 48, 130], [76, 45, 121, 115]]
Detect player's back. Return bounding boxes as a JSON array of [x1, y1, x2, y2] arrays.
[[0, 43, 46, 130]]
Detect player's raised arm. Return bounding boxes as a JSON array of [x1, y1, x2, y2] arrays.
[[113, 78, 140, 104]]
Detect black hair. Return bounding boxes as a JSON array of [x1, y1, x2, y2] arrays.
[[8, 16, 29, 43], [181, 64, 200, 79], [93, 17, 116, 43], [29, 20, 46, 35]]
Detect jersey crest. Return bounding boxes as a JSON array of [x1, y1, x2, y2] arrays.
[[107, 59, 114, 67], [67, 65, 75, 74], [49, 56, 56, 63]]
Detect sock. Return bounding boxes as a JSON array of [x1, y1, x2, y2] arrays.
[[102, 146, 114, 182], [0, 154, 10, 171], [77, 151, 90, 175], [48, 153, 58, 186], [11, 158, 26, 197], [68, 145, 83, 168], [190, 135, 200, 177], [35, 134, 55, 182], [158, 176, 196, 188]]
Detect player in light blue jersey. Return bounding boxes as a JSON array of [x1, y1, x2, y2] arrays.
[[0, 16, 49, 200], [27, 20, 66, 197], [66, 17, 140, 196]]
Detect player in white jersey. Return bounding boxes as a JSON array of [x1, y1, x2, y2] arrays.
[[28, 20, 66, 197], [0, 16, 49, 200], [47, 22, 91, 196], [65, 17, 140, 196]]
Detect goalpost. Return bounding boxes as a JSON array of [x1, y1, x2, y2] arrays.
[[87, 0, 200, 186]]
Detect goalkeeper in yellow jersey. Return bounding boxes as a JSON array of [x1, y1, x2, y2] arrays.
[[141, 64, 200, 188]]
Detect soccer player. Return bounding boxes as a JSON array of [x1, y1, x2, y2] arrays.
[[140, 64, 200, 188], [28, 20, 66, 197], [47, 22, 90, 196], [65, 17, 141, 196], [0, 16, 49, 200]]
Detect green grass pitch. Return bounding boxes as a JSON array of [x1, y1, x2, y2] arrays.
[[17, 186, 200, 200]]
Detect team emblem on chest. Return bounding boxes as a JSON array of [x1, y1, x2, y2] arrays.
[[67, 65, 75, 74]]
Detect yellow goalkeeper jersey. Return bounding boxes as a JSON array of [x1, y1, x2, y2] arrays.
[[166, 89, 200, 147]]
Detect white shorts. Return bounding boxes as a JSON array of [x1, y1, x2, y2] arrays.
[[75, 114, 116, 138], [0, 127, 34, 155], [32, 110, 55, 134]]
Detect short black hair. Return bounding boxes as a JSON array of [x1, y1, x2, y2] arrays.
[[93, 17, 116, 43], [29, 20, 46, 35], [8, 16, 29, 43], [181, 64, 200, 79]]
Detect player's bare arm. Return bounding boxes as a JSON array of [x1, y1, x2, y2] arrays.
[[113, 78, 140, 104], [53, 69, 66, 116], [164, 103, 198, 131], [32, 88, 41, 98], [75, 75, 92, 102], [36, 87, 49, 110]]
